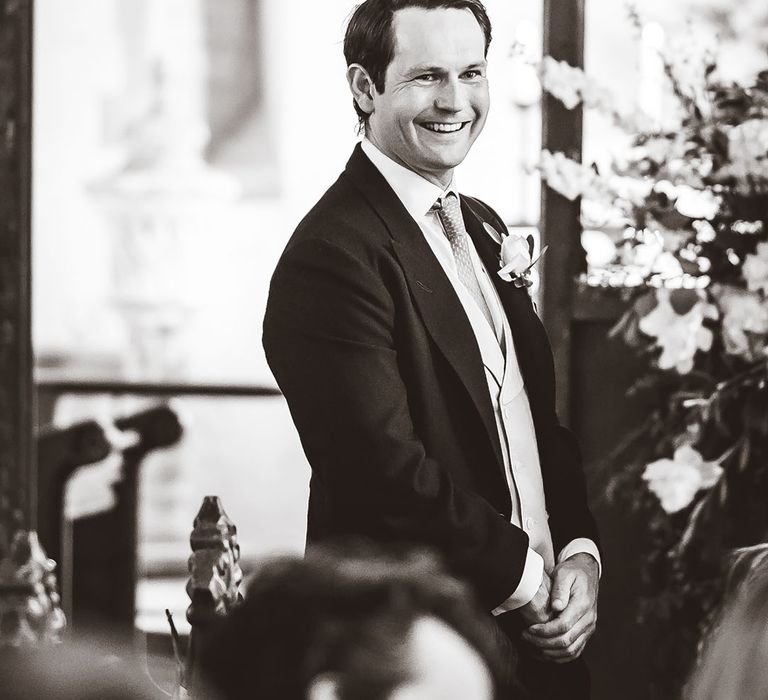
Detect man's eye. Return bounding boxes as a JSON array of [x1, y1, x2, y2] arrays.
[[415, 74, 438, 82], [462, 70, 483, 80]]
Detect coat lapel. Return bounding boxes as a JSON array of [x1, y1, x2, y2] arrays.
[[344, 146, 505, 472], [461, 197, 553, 428]]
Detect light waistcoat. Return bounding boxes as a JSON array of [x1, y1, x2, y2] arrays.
[[473, 253, 556, 573]]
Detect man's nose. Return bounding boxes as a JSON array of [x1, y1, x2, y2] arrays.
[[434, 78, 466, 112]]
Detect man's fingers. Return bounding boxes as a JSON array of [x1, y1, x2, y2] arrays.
[[544, 635, 588, 663], [526, 607, 581, 640], [536, 621, 593, 661], [522, 609, 594, 650], [530, 635, 587, 664], [526, 593, 589, 639], [549, 568, 575, 613]]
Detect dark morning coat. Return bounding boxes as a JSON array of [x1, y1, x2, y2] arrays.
[[262, 144, 598, 611]]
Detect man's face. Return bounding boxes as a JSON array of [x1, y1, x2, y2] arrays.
[[366, 7, 490, 187]]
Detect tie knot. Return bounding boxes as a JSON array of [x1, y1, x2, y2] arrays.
[[431, 191, 458, 212]]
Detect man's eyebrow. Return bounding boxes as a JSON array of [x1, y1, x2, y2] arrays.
[[405, 64, 446, 75], [405, 60, 487, 75]]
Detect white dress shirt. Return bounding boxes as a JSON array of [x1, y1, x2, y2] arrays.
[[361, 139, 600, 610]]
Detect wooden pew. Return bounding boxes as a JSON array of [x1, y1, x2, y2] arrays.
[[35, 405, 183, 636], [70, 405, 183, 635], [36, 418, 111, 617]]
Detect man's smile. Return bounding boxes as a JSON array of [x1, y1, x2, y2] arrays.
[[418, 121, 470, 133]]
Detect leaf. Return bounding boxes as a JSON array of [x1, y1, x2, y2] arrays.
[[712, 401, 728, 436], [609, 308, 635, 338], [657, 208, 694, 232], [634, 290, 659, 317], [669, 288, 702, 315], [738, 437, 751, 472], [675, 507, 702, 556], [719, 475, 728, 506]]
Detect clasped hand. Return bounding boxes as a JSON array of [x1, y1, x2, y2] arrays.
[[518, 553, 599, 663]]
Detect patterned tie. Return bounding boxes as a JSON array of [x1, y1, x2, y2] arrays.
[[435, 193, 495, 329]]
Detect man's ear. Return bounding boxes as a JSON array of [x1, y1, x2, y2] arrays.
[[347, 63, 376, 117], [306, 674, 342, 700]]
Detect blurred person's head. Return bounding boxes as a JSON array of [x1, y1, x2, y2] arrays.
[[684, 559, 768, 700], [200, 544, 504, 700], [344, 0, 492, 187]]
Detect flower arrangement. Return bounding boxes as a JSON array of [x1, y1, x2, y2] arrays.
[[536, 14, 768, 698]]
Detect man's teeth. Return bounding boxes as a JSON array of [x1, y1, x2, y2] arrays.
[[422, 122, 465, 133]]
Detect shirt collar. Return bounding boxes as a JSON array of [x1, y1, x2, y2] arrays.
[[360, 138, 458, 219]]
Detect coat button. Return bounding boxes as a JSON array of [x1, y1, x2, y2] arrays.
[[525, 517, 535, 531]]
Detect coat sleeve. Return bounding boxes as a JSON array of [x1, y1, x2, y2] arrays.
[[262, 235, 531, 609]]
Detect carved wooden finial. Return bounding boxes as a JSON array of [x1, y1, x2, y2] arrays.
[[186, 496, 242, 621], [183, 496, 242, 695], [0, 530, 66, 647]]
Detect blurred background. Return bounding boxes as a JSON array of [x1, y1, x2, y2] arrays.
[[15, 0, 768, 697]]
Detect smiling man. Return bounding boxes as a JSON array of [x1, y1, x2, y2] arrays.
[[263, 2, 600, 698]]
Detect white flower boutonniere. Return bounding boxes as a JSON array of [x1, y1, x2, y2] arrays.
[[483, 222, 548, 288]]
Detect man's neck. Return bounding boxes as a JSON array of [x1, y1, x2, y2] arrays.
[[365, 133, 453, 189]]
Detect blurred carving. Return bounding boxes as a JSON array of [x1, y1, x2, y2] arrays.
[[184, 495, 242, 694], [0, 530, 66, 647]]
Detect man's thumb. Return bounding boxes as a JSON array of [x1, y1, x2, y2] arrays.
[[550, 571, 574, 613]]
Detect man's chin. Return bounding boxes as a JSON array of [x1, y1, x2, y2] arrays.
[[410, 141, 467, 163], [421, 150, 471, 172]]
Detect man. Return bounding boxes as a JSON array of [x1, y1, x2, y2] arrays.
[[263, 1, 600, 697], [200, 547, 505, 700]]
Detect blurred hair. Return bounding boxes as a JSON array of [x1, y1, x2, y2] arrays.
[[343, 0, 492, 129], [199, 543, 504, 700], [684, 546, 768, 700]]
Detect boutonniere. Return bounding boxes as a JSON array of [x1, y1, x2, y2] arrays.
[[483, 222, 548, 288]]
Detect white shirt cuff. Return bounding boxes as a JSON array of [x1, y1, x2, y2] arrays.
[[557, 538, 602, 578], [491, 547, 543, 615]]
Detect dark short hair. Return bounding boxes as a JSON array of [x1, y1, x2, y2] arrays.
[[199, 544, 505, 700], [344, 0, 493, 128]]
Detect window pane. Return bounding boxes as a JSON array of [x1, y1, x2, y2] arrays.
[[34, 1, 544, 384]]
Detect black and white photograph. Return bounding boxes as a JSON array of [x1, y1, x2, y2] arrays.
[[1, 1, 768, 698]]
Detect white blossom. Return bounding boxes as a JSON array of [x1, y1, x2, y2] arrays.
[[717, 119, 768, 184], [712, 284, 768, 358], [638, 288, 717, 373], [537, 149, 599, 201], [674, 185, 721, 220], [539, 56, 585, 110], [643, 445, 723, 514]]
